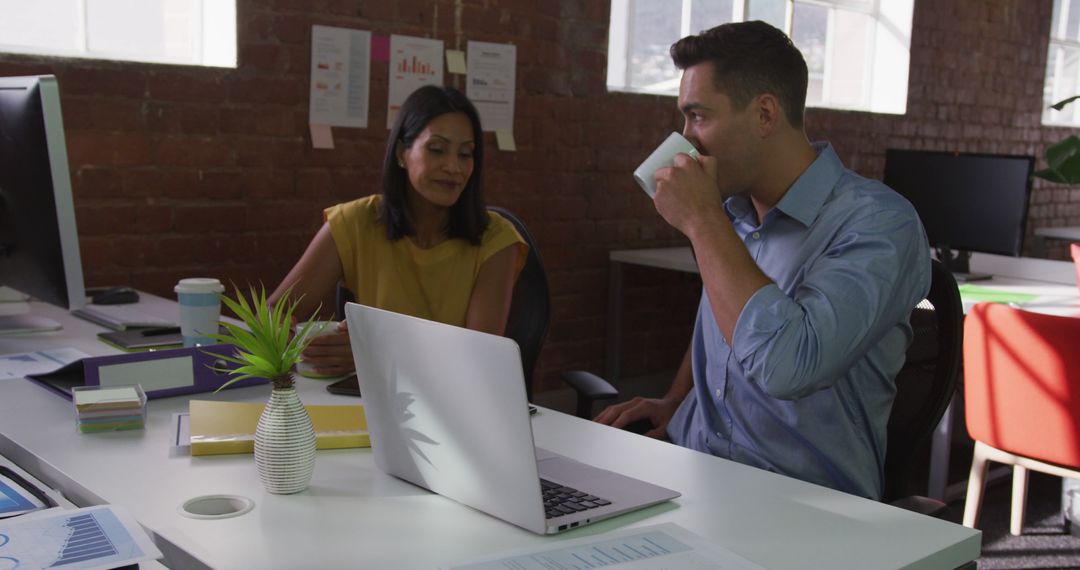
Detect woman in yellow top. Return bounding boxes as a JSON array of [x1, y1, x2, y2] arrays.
[[270, 85, 527, 376]]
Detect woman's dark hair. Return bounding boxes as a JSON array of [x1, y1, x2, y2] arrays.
[[379, 85, 488, 244], [671, 21, 808, 128]]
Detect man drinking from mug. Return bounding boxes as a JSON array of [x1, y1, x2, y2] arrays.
[[595, 21, 930, 500]]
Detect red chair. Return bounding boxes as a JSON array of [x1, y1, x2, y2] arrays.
[[962, 302, 1080, 535]]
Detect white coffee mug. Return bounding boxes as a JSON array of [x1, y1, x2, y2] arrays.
[[633, 132, 700, 198], [295, 320, 340, 378], [174, 278, 224, 347]]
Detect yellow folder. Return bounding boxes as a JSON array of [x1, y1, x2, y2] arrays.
[[189, 400, 370, 456]]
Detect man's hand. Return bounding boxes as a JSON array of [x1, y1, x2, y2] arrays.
[[653, 153, 724, 237], [593, 396, 682, 440], [300, 321, 355, 376]]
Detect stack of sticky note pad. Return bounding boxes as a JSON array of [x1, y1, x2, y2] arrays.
[[72, 385, 146, 433]]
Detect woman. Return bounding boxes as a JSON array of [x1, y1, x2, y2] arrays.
[[270, 85, 526, 376]]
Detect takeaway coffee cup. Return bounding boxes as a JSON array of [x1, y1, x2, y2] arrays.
[[633, 132, 700, 198], [174, 278, 224, 347], [295, 320, 340, 378]]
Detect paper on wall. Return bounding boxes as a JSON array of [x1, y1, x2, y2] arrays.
[[309, 25, 371, 129], [387, 35, 445, 129], [466, 41, 516, 133]]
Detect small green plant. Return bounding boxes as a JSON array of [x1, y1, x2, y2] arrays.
[[204, 285, 319, 391]]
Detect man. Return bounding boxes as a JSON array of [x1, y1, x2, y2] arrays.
[[595, 21, 930, 500]]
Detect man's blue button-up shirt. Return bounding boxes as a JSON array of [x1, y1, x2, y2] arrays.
[[667, 142, 930, 499]]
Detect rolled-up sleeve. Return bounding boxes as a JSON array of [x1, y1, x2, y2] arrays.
[[730, 207, 930, 400]]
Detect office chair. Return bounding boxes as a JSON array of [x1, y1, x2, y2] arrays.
[[487, 207, 550, 400], [882, 258, 963, 515], [961, 302, 1080, 535]]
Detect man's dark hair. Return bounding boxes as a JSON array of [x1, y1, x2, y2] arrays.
[[380, 85, 488, 244], [671, 21, 808, 128]]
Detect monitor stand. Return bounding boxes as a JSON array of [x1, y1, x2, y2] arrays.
[[936, 248, 991, 283], [0, 314, 63, 335], [0, 286, 63, 334]]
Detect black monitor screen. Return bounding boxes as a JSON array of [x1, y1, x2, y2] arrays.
[[0, 75, 84, 310], [883, 149, 1033, 258]]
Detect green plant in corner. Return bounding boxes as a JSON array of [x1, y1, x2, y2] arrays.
[[204, 285, 319, 391], [1035, 96, 1080, 184]]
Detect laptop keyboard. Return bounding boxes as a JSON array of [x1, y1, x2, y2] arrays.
[[540, 478, 611, 519]]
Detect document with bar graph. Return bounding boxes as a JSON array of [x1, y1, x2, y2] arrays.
[[0, 505, 161, 569], [446, 523, 764, 570]]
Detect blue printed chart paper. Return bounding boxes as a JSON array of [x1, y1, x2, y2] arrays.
[[0, 473, 46, 518], [444, 522, 764, 570], [0, 505, 161, 570]]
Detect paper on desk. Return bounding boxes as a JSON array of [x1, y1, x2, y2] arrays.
[[0, 504, 161, 569], [0, 348, 89, 381], [443, 522, 764, 570]]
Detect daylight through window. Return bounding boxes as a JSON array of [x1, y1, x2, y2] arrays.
[[607, 0, 914, 115], [0, 0, 237, 68]]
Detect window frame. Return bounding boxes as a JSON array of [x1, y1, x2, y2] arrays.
[[0, 0, 236, 69], [606, 0, 910, 115], [1044, 0, 1080, 126]]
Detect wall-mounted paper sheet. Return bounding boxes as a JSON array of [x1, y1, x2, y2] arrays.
[[466, 41, 516, 132], [309, 25, 371, 129], [387, 35, 444, 128]]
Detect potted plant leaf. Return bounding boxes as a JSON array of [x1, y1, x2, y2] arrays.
[[205, 285, 320, 495]]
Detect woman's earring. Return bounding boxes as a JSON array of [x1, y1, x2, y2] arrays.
[[398, 161, 405, 168]]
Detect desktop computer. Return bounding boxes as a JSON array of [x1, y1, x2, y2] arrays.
[[0, 75, 170, 333], [0, 75, 84, 332], [883, 149, 1035, 281]]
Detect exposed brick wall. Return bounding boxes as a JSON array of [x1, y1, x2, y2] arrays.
[[1, 0, 1075, 393]]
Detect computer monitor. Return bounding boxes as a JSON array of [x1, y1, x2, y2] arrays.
[[0, 75, 87, 330], [883, 149, 1034, 280]]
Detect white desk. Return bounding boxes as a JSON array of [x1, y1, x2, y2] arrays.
[[0, 300, 980, 569], [1032, 226, 1080, 256], [606, 247, 699, 383]]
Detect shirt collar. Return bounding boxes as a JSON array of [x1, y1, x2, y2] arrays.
[[725, 142, 843, 228], [773, 142, 843, 227]]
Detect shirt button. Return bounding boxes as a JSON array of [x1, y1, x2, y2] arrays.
[[751, 231, 761, 239], [715, 389, 722, 399]]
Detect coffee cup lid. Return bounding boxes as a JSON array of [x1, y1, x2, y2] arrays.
[[175, 278, 224, 294]]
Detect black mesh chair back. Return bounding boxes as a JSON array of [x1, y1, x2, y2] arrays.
[[488, 207, 550, 400], [883, 258, 963, 504]]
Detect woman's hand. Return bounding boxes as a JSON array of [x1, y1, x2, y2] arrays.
[[300, 321, 355, 376]]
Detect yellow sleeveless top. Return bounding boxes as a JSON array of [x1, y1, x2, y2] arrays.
[[325, 195, 527, 327]]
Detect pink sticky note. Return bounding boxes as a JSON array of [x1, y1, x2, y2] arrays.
[[371, 35, 390, 62], [310, 124, 334, 149]]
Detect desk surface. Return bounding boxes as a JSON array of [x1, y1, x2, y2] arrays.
[[0, 301, 980, 569]]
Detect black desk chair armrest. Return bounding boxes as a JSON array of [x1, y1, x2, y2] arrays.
[[561, 370, 618, 419]]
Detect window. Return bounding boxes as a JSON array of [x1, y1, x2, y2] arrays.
[[1044, 0, 1080, 126], [607, 0, 914, 115], [0, 0, 236, 68]]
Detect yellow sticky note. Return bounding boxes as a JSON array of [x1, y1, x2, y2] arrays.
[[446, 50, 467, 74], [495, 129, 516, 151], [310, 124, 334, 149]]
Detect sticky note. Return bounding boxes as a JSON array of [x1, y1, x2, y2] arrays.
[[446, 50, 467, 74], [310, 124, 334, 149], [371, 34, 390, 62], [495, 129, 516, 151]]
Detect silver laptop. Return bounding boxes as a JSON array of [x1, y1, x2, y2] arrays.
[[345, 303, 680, 535]]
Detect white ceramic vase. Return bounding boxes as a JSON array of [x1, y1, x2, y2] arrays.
[[254, 387, 316, 494]]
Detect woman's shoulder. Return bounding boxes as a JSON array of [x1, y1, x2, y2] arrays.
[[481, 209, 528, 251], [325, 194, 381, 224]]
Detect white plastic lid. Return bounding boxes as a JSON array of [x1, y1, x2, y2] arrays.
[[174, 278, 224, 294]]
